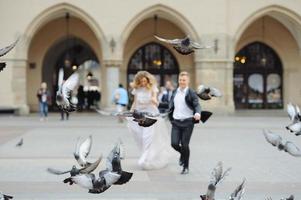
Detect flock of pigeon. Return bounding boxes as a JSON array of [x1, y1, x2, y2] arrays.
[[47, 136, 133, 194], [0, 35, 299, 199]]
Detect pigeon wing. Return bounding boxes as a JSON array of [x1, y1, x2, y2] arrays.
[[0, 38, 19, 57], [114, 171, 133, 185], [229, 178, 246, 200], [154, 35, 181, 45], [80, 156, 102, 174], [191, 41, 212, 49], [210, 161, 223, 185], [47, 167, 71, 175], [285, 142, 301, 157], [103, 172, 121, 186], [287, 103, 296, 121], [263, 130, 282, 146], [62, 72, 79, 98], [3, 194, 13, 200]]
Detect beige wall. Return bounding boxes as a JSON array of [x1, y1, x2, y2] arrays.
[[1, 0, 301, 114]]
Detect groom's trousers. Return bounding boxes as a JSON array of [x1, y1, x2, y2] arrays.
[[171, 118, 194, 168]]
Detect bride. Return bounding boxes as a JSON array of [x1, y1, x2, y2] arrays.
[[127, 71, 173, 170]]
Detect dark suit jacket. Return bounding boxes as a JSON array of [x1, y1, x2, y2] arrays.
[[168, 88, 201, 121]]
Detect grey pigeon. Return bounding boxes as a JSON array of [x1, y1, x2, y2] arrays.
[[154, 35, 212, 55], [15, 138, 23, 147], [74, 135, 93, 167], [229, 178, 246, 200], [71, 143, 133, 193], [56, 72, 79, 112], [200, 161, 232, 200], [0, 38, 19, 72], [263, 129, 301, 157], [197, 85, 222, 101], [0, 191, 13, 200]]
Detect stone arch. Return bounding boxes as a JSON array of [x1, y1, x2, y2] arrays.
[[234, 5, 301, 51], [121, 4, 199, 47], [21, 2, 105, 59]]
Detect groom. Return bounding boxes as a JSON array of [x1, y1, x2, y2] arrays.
[[168, 71, 201, 174]]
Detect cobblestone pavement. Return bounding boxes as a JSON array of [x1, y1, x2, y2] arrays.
[[0, 112, 300, 200]]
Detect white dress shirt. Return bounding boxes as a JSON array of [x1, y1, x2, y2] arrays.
[[173, 87, 194, 120]]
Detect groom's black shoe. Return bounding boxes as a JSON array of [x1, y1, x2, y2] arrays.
[[180, 167, 189, 174]]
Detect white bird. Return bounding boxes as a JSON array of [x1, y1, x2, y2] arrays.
[[74, 135, 93, 167], [56, 72, 79, 112], [154, 35, 212, 55]]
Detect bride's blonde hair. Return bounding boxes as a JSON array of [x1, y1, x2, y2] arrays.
[[132, 71, 157, 90]]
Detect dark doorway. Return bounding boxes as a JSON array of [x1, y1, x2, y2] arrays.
[[233, 42, 283, 109], [127, 42, 179, 87], [42, 36, 100, 110]]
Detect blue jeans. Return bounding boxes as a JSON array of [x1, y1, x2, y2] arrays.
[[39, 102, 48, 117]]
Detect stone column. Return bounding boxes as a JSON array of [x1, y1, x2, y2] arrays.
[[11, 59, 29, 115], [102, 60, 122, 109], [195, 59, 235, 113]]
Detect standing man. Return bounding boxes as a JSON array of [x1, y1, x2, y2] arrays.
[[113, 84, 129, 122], [168, 71, 201, 174]]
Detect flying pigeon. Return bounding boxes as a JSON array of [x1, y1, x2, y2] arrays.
[[197, 85, 222, 101], [74, 135, 93, 167], [200, 161, 232, 200], [15, 138, 23, 147], [263, 129, 301, 157], [56, 72, 79, 112], [0, 38, 19, 72], [229, 178, 246, 200], [0, 191, 13, 200], [71, 143, 133, 193], [154, 35, 212, 55]]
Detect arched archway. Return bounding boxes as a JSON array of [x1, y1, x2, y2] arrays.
[[234, 12, 301, 109], [43, 36, 100, 110], [127, 42, 179, 86], [27, 14, 103, 111], [234, 42, 283, 109]]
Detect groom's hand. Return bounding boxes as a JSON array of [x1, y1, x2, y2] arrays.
[[194, 113, 201, 121]]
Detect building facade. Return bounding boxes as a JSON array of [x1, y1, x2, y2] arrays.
[[0, 0, 301, 114]]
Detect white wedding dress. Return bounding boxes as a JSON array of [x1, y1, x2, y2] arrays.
[[127, 87, 173, 170]]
